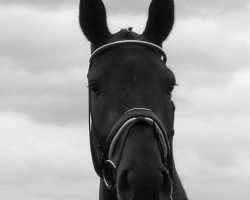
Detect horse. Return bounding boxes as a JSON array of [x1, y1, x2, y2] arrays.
[[79, 0, 188, 199]]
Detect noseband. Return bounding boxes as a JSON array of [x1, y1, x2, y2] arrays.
[[88, 40, 175, 199], [102, 108, 174, 188]]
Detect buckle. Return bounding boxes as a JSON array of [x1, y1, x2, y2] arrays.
[[102, 160, 117, 189]]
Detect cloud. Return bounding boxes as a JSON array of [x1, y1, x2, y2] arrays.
[[105, 0, 250, 17], [173, 100, 250, 200], [166, 11, 250, 87], [1, 5, 250, 126], [0, 7, 89, 73], [1, 0, 249, 17], [0, 112, 99, 200], [0, 66, 88, 125], [1, 107, 250, 200], [1, 2, 250, 200], [174, 0, 250, 17], [173, 70, 250, 175], [173, 69, 250, 119], [0, 7, 90, 125], [0, 0, 76, 10]]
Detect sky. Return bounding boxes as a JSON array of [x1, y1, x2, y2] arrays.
[[0, 0, 250, 200]]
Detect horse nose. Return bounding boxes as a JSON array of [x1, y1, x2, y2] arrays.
[[118, 168, 171, 200], [116, 122, 172, 199]]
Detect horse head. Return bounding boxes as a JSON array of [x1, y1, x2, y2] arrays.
[[79, 0, 187, 199]]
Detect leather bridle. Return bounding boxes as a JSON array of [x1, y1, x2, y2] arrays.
[[88, 40, 175, 199], [89, 40, 167, 69]]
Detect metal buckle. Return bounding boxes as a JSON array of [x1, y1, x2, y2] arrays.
[[102, 160, 117, 189], [126, 108, 151, 113]]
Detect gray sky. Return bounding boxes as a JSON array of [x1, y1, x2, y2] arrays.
[[0, 1, 250, 200]]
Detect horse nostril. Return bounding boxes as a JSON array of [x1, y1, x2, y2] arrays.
[[118, 170, 131, 199], [118, 169, 165, 200], [119, 170, 129, 189]]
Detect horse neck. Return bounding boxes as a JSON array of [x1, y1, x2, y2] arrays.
[[99, 172, 188, 200]]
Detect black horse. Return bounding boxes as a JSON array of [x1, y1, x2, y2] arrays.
[[79, 0, 188, 199]]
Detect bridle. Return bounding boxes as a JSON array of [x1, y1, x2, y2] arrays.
[[88, 40, 175, 199], [89, 40, 167, 69]]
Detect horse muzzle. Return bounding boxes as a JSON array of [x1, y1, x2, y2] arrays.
[[102, 108, 174, 190]]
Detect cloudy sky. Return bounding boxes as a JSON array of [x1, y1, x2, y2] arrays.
[[0, 0, 250, 200]]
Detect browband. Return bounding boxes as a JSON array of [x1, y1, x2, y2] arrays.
[[89, 40, 167, 68]]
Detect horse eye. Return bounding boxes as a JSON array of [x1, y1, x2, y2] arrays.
[[167, 85, 174, 94], [171, 101, 176, 111], [90, 84, 101, 95], [167, 82, 177, 94]]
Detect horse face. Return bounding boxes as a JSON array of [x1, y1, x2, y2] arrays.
[[88, 43, 176, 141], [88, 38, 176, 199]]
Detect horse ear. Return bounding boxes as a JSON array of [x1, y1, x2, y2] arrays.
[[79, 0, 111, 45], [143, 0, 175, 45]]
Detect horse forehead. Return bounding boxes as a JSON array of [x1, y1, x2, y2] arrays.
[[110, 45, 160, 63], [89, 45, 176, 87], [92, 46, 168, 76]]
